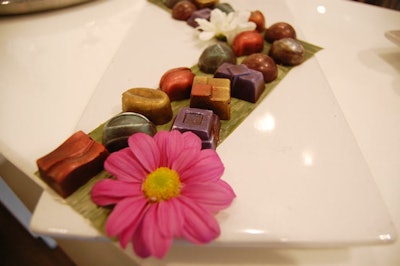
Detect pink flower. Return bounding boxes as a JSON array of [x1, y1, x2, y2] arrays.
[[91, 130, 235, 259]]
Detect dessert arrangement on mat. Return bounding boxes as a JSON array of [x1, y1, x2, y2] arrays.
[[35, 0, 321, 259]]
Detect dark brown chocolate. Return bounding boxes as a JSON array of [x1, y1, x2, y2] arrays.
[[242, 53, 278, 83], [36, 131, 109, 198]]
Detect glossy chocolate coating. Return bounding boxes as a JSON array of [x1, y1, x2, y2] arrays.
[[36, 131, 109, 198], [264, 22, 296, 43], [215, 3, 234, 13], [190, 76, 231, 120], [163, 0, 185, 8], [187, 8, 211, 28], [232, 30, 264, 56], [198, 42, 237, 74], [242, 53, 278, 83], [171, 107, 221, 149], [159, 67, 194, 101], [249, 10, 266, 32], [214, 63, 265, 103], [269, 37, 305, 66], [172, 0, 197, 21], [194, 0, 217, 8], [122, 88, 173, 125], [102, 112, 157, 152]]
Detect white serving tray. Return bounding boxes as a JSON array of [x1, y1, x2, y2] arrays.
[[31, 0, 396, 247]]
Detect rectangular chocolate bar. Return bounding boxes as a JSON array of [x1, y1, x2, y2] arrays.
[[36, 131, 109, 198]]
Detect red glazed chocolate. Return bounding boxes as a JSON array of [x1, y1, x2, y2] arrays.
[[172, 0, 197, 21], [36, 131, 109, 198], [159, 67, 195, 101], [232, 30, 264, 57], [249, 10, 266, 32], [242, 53, 278, 83], [264, 22, 296, 43]]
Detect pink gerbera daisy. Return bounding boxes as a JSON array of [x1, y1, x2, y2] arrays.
[[91, 130, 235, 259]]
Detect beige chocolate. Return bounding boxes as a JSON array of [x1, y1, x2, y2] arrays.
[[122, 88, 173, 125], [190, 76, 231, 120]]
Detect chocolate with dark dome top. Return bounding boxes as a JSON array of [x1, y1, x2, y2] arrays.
[[242, 53, 278, 83], [264, 22, 296, 43], [198, 43, 237, 74], [102, 112, 157, 152]]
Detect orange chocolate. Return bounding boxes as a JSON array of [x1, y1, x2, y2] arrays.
[[36, 131, 109, 198], [190, 76, 231, 120]]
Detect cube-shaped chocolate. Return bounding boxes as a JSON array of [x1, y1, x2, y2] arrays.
[[171, 107, 221, 149], [214, 63, 265, 103], [36, 131, 109, 198], [190, 76, 231, 120]]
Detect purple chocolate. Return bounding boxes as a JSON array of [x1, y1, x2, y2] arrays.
[[214, 63, 265, 103], [171, 107, 221, 149], [187, 8, 211, 28]]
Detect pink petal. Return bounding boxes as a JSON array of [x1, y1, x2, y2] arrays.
[[181, 131, 202, 151], [91, 179, 143, 206], [180, 149, 224, 183], [165, 130, 186, 168], [170, 148, 201, 175], [140, 205, 173, 259], [132, 229, 151, 258], [104, 148, 146, 183], [153, 131, 169, 167], [105, 197, 147, 240], [178, 196, 220, 244], [181, 179, 236, 213], [156, 198, 185, 238], [128, 133, 161, 172]]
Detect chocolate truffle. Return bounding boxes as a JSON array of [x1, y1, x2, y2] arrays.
[[172, 107, 221, 149], [187, 8, 211, 28], [214, 63, 265, 103], [198, 42, 236, 74], [172, 0, 197, 21], [269, 37, 305, 66], [242, 53, 278, 83], [102, 112, 157, 152], [264, 22, 296, 43], [215, 3, 234, 13], [193, 0, 217, 8], [36, 131, 109, 198], [232, 30, 264, 57], [190, 76, 231, 120], [159, 67, 194, 101], [122, 88, 173, 125]]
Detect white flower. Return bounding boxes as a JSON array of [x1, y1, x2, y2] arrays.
[[195, 9, 256, 44]]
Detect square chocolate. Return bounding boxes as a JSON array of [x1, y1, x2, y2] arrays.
[[190, 76, 231, 120], [214, 63, 265, 103], [171, 107, 221, 149]]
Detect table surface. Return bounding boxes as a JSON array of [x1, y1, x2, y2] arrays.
[[1, 0, 399, 265]]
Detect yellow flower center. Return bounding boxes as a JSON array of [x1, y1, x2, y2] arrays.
[[142, 167, 181, 202]]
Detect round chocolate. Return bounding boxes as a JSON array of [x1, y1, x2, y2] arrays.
[[198, 42, 237, 74], [264, 22, 296, 43], [269, 38, 305, 66], [214, 3, 234, 13], [122, 88, 173, 125], [232, 30, 264, 57], [242, 53, 278, 83], [102, 112, 157, 152], [172, 0, 197, 21]]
